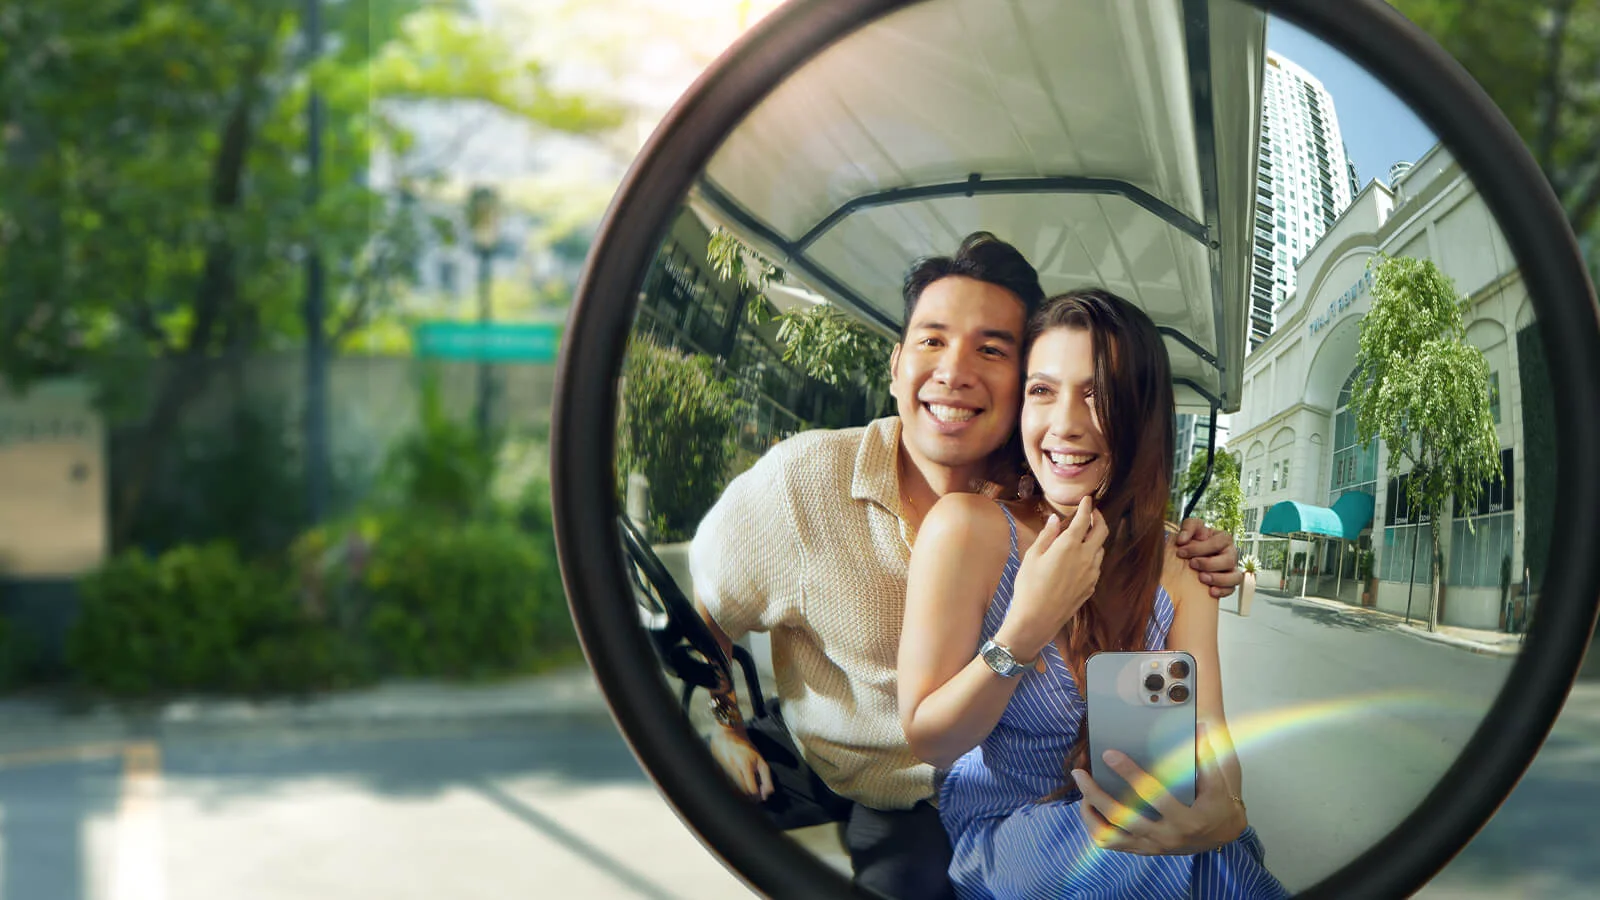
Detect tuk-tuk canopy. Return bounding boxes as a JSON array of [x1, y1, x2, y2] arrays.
[[691, 0, 1267, 414]]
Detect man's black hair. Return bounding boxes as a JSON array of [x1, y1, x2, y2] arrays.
[[899, 231, 1045, 335]]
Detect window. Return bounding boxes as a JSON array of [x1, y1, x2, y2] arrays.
[[1381, 473, 1433, 584], [1282, 459, 1291, 492], [1331, 368, 1378, 503], [1448, 449, 1515, 588], [1488, 371, 1501, 424], [437, 258, 458, 292], [1271, 462, 1281, 491]]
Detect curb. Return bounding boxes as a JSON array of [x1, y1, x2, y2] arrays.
[[1392, 623, 1524, 658], [0, 665, 613, 734], [1258, 590, 1523, 658]]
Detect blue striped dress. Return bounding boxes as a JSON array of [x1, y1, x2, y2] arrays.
[[937, 505, 1290, 899]]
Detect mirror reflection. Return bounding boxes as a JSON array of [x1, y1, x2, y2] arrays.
[[616, 0, 1551, 895]]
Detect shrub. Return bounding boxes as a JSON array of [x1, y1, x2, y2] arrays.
[[68, 543, 357, 696], [360, 520, 572, 679], [616, 337, 740, 542], [380, 373, 498, 522]]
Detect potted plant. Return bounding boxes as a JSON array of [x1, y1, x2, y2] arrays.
[[1238, 555, 1259, 617]]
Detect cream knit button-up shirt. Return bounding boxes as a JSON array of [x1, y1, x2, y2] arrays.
[[689, 416, 935, 811]]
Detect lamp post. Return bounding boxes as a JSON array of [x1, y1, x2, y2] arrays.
[[467, 185, 501, 446]]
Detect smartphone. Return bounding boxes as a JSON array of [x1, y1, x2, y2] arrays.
[[1084, 650, 1198, 815]]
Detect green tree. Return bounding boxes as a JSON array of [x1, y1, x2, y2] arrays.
[[0, 1, 619, 545], [707, 227, 894, 402], [1389, 0, 1600, 239], [1175, 449, 1244, 537], [617, 337, 741, 543], [1349, 255, 1502, 632]]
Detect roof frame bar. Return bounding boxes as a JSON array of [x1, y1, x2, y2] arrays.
[[1159, 326, 1219, 369], [794, 173, 1214, 251], [1182, 0, 1231, 407], [703, 173, 1227, 371]]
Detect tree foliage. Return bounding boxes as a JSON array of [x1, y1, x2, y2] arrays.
[[1389, 0, 1600, 238], [1176, 449, 1244, 537], [1349, 254, 1501, 630], [0, 0, 619, 542], [706, 227, 894, 400], [617, 337, 741, 543]]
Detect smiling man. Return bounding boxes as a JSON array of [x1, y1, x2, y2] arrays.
[[688, 232, 1243, 899]]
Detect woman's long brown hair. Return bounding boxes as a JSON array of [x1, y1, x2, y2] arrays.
[[1027, 289, 1176, 800]]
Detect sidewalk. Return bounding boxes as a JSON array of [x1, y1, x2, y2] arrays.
[[0, 664, 614, 756], [1252, 586, 1526, 657]]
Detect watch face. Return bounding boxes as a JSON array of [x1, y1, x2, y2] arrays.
[[983, 643, 1015, 674]]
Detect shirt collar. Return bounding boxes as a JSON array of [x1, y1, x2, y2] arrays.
[[851, 416, 904, 515]]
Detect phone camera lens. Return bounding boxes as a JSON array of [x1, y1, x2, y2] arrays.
[[1168, 683, 1191, 703], [1168, 659, 1191, 680], [1143, 673, 1165, 692]]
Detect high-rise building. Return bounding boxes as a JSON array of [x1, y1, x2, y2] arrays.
[[1249, 52, 1355, 350]]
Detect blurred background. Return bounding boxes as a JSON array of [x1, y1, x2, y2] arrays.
[[0, 0, 1596, 897]]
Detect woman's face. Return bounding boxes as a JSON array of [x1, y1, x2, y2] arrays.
[[1021, 326, 1113, 512]]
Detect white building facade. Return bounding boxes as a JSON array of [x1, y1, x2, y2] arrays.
[[1230, 143, 1544, 633], [1250, 52, 1356, 349]]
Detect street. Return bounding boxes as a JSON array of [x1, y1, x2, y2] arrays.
[[0, 713, 752, 900], [1217, 590, 1515, 891], [0, 594, 1595, 899]]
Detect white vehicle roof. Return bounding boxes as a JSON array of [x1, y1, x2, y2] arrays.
[[691, 0, 1267, 414]]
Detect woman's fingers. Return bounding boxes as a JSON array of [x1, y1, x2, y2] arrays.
[[1087, 509, 1110, 548], [1028, 513, 1063, 559], [1072, 767, 1153, 838], [1100, 750, 1185, 819], [1076, 792, 1159, 855], [1063, 494, 1094, 543]]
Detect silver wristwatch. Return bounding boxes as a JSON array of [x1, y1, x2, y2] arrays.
[[979, 639, 1033, 678]]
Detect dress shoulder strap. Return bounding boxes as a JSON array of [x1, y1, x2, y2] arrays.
[[996, 500, 1018, 561]]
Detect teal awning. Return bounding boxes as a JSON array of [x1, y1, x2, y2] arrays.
[[1260, 501, 1346, 539], [1331, 491, 1376, 540], [1260, 495, 1375, 541]]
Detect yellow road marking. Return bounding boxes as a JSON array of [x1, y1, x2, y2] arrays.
[[112, 740, 166, 900]]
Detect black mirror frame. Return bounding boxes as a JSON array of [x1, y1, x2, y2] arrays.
[[551, 1, 1600, 896]]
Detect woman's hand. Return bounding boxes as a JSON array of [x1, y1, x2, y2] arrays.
[[1070, 722, 1248, 856], [998, 497, 1110, 659]]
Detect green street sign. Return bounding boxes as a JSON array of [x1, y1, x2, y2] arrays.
[[413, 321, 563, 363]]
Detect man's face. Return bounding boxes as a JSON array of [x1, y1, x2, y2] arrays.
[[889, 276, 1027, 479]]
